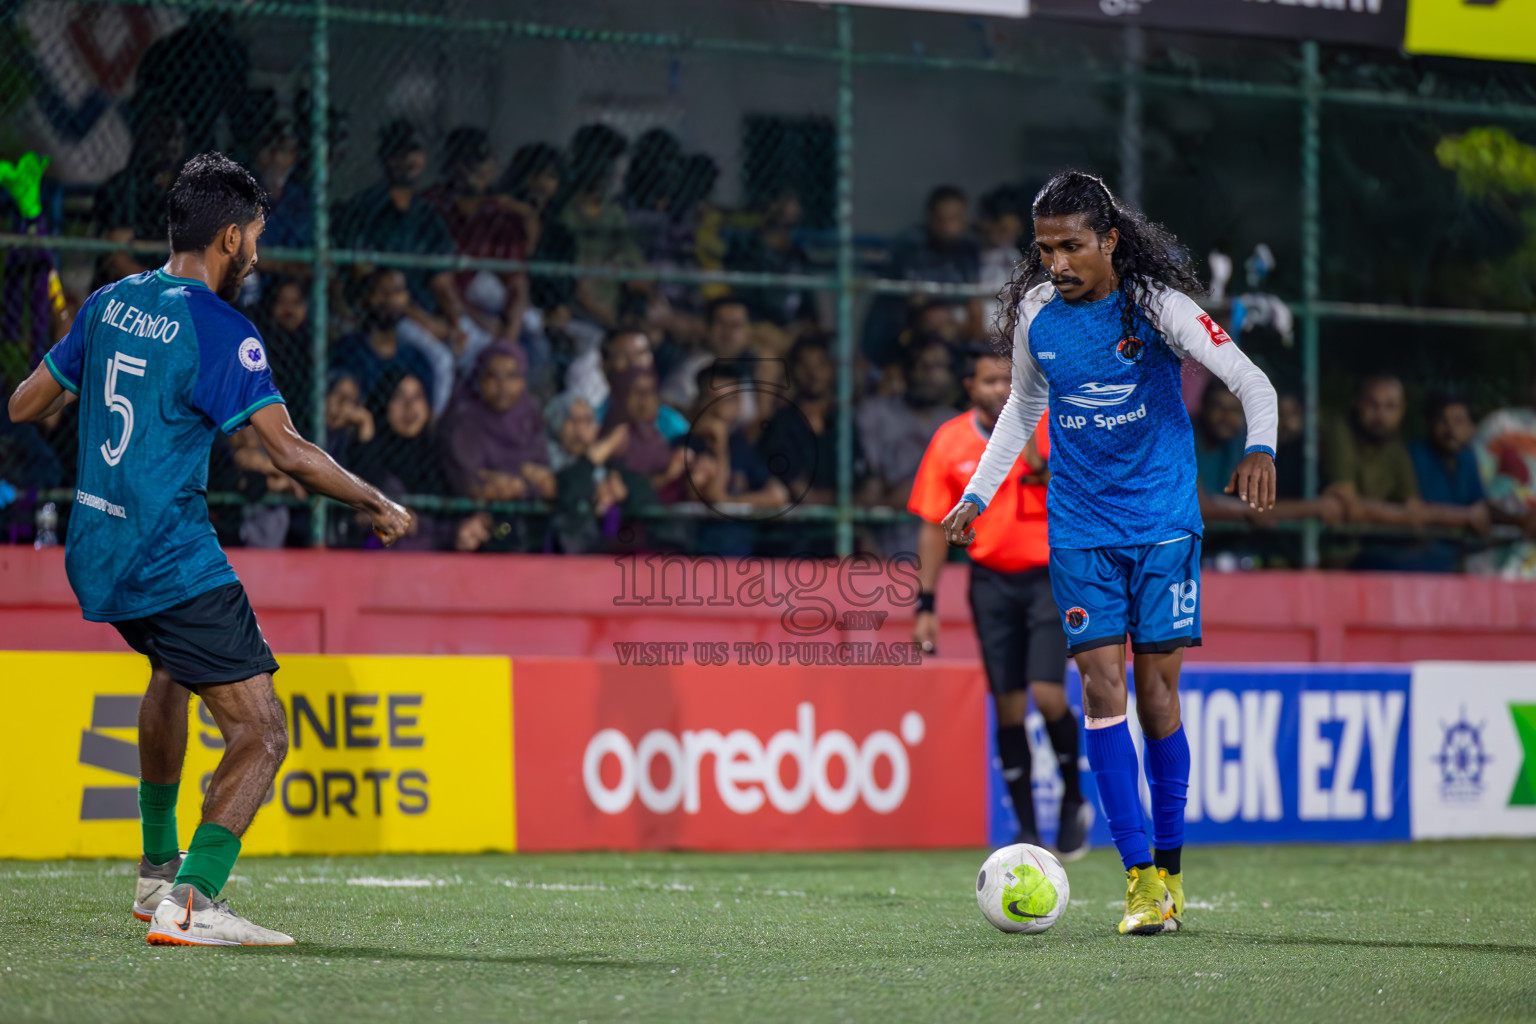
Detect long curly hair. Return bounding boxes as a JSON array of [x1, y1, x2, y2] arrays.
[[995, 170, 1201, 350]]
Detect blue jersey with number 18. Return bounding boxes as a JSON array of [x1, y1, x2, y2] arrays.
[[42, 267, 285, 622]]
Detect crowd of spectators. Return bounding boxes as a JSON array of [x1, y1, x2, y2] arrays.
[[3, 97, 1535, 570]]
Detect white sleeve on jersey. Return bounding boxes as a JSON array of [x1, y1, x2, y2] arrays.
[[1153, 287, 1279, 456], [957, 283, 1053, 512]]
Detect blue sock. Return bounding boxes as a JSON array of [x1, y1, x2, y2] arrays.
[[1143, 726, 1190, 874], [1085, 720, 1150, 871]]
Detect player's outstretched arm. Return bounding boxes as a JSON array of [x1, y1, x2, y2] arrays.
[[248, 403, 411, 544], [1159, 291, 1279, 511], [6, 361, 75, 424]]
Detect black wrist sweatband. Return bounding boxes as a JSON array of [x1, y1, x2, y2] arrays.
[[916, 591, 936, 614]]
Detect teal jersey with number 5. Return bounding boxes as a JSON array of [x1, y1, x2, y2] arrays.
[[43, 268, 285, 622]]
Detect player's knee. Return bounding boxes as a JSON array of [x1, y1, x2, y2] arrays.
[[1076, 652, 1122, 693], [236, 694, 288, 768], [1137, 686, 1174, 721], [1134, 676, 1180, 733]]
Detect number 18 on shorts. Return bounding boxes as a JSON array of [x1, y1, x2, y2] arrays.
[[1047, 533, 1202, 657]]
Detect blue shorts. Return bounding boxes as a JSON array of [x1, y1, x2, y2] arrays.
[[1048, 533, 1203, 656]]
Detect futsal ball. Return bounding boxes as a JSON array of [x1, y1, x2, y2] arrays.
[[975, 843, 1070, 934]]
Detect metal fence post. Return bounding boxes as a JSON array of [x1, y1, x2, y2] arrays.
[[308, 0, 331, 548], [1300, 40, 1321, 568], [834, 4, 855, 558]]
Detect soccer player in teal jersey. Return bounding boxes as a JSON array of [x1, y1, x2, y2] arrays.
[[943, 171, 1278, 935], [9, 153, 410, 946]]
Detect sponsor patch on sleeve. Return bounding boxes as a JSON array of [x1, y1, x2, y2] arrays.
[[1197, 313, 1233, 346], [238, 337, 269, 371]]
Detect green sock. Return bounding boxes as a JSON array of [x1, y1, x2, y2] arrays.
[[138, 781, 180, 865], [176, 823, 242, 900]]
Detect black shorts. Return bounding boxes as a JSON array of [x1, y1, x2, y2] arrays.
[[967, 562, 1069, 694], [111, 583, 279, 689]]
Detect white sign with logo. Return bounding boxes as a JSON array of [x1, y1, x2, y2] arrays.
[[1410, 662, 1536, 839]]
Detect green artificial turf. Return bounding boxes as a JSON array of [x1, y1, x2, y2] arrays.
[[1, 842, 1532, 1024]]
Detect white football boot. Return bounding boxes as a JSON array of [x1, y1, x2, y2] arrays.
[[146, 883, 294, 946], [133, 853, 183, 922]]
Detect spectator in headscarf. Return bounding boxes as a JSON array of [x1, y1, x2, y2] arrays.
[[339, 368, 476, 551], [543, 389, 657, 553], [601, 365, 690, 500], [544, 391, 599, 474], [443, 342, 555, 502], [352, 369, 448, 500], [323, 371, 375, 464]]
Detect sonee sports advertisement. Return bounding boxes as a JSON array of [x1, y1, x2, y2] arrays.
[[0, 653, 513, 859]]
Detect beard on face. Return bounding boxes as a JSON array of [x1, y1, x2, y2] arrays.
[[217, 235, 255, 302]]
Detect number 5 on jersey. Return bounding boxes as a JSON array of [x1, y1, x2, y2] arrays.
[[102, 351, 148, 467]]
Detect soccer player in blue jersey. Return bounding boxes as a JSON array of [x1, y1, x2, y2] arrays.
[[943, 171, 1277, 935], [8, 153, 410, 946]]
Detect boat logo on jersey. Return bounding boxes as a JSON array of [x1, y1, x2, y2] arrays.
[[238, 337, 268, 372], [1063, 607, 1090, 635], [1197, 313, 1233, 346], [1058, 382, 1137, 409], [1114, 336, 1144, 365]]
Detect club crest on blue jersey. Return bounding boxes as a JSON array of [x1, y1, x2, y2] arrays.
[[238, 337, 268, 372], [1063, 606, 1090, 635], [1114, 336, 1144, 365]]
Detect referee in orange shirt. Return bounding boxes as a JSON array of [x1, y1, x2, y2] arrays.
[[908, 346, 1091, 858]]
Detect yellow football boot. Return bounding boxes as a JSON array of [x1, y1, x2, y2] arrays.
[[1118, 866, 1168, 936], [1159, 868, 1184, 933]]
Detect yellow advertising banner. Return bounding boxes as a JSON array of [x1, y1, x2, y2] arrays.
[[0, 653, 514, 859], [1405, 0, 1536, 64]]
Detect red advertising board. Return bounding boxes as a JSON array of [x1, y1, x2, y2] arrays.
[[513, 657, 988, 851]]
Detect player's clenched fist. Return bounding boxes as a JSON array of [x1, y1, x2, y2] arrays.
[[371, 497, 413, 545], [942, 499, 981, 546], [1224, 450, 1276, 512]]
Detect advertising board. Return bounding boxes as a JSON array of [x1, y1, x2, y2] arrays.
[[0, 653, 514, 859], [513, 658, 989, 850], [1410, 662, 1536, 839], [1405, 0, 1536, 64], [991, 665, 1413, 848]]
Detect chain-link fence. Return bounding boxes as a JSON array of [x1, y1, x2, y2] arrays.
[[1, 0, 1534, 569]]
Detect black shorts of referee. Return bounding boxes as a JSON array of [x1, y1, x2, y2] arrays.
[[967, 562, 1068, 694]]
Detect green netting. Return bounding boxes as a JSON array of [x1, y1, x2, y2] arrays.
[[0, 0, 1533, 567]]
